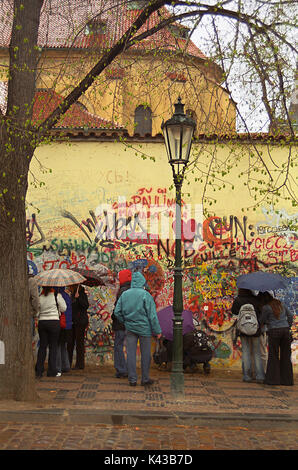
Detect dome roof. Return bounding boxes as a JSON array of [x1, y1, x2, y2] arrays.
[[0, 0, 206, 60]]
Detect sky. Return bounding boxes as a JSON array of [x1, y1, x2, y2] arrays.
[[184, 0, 297, 133]]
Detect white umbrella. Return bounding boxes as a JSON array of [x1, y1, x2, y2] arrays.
[[34, 268, 86, 287]]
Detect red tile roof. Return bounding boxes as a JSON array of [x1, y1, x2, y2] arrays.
[[0, 0, 206, 60], [32, 90, 123, 130]]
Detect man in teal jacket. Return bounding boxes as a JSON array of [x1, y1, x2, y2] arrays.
[[114, 271, 162, 386]]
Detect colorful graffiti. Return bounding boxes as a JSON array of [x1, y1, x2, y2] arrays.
[[26, 195, 298, 368]]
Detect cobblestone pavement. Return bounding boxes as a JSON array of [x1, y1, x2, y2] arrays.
[[0, 422, 297, 450], [0, 365, 297, 419], [0, 365, 297, 451]]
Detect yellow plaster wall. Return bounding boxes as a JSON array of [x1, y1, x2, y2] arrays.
[[27, 139, 298, 369]]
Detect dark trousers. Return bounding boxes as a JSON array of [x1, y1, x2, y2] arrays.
[[265, 327, 293, 386], [57, 329, 72, 372], [67, 324, 87, 369], [36, 320, 60, 377]]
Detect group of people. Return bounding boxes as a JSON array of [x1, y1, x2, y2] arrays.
[[112, 270, 295, 387], [29, 268, 294, 387], [29, 267, 162, 385], [232, 288, 294, 386], [29, 273, 89, 378]]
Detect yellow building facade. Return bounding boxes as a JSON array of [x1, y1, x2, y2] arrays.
[[35, 49, 235, 136], [0, 2, 236, 136]]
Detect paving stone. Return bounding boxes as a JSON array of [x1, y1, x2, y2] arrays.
[[0, 365, 297, 450]]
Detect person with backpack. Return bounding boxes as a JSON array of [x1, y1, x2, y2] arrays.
[[232, 288, 265, 383], [258, 291, 294, 386]]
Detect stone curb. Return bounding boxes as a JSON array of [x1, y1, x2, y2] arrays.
[[0, 408, 297, 428]]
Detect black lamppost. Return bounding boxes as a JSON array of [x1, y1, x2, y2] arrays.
[[161, 97, 196, 398]]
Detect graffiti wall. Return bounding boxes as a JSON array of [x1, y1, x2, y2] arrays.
[[27, 140, 298, 368]]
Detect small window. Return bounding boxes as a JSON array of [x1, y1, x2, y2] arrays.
[[85, 19, 106, 36], [134, 105, 152, 136]]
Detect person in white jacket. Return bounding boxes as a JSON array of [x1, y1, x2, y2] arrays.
[[35, 286, 66, 378]]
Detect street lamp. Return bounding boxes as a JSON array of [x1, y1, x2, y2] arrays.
[[161, 97, 196, 398]]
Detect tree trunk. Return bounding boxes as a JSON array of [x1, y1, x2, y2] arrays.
[[0, 132, 37, 400], [0, 0, 44, 400], [0, 157, 37, 401]]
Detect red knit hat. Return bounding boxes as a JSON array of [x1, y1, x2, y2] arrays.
[[118, 269, 132, 285]]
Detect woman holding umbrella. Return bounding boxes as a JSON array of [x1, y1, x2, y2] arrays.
[[35, 286, 67, 378], [34, 268, 86, 376], [258, 292, 294, 386]]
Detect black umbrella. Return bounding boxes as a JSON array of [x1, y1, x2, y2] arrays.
[[236, 271, 288, 292], [71, 267, 111, 287]]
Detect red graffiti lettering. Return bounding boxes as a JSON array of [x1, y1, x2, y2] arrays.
[[203, 217, 232, 245]]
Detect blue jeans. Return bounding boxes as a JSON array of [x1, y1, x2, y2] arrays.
[[241, 335, 265, 382], [114, 330, 127, 375], [126, 331, 152, 384]]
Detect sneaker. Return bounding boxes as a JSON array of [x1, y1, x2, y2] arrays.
[[141, 379, 154, 386], [129, 381, 137, 386], [115, 373, 128, 378], [56, 372, 62, 377]]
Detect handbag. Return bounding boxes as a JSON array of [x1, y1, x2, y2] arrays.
[[59, 312, 66, 329], [54, 292, 66, 329]]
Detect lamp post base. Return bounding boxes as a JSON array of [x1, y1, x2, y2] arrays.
[[170, 370, 185, 399]]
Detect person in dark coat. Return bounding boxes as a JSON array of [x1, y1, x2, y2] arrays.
[[258, 291, 294, 386], [56, 286, 73, 375], [68, 284, 89, 370], [111, 269, 132, 378], [232, 288, 265, 383]]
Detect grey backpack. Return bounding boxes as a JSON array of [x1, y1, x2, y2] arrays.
[[236, 304, 259, 335]]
